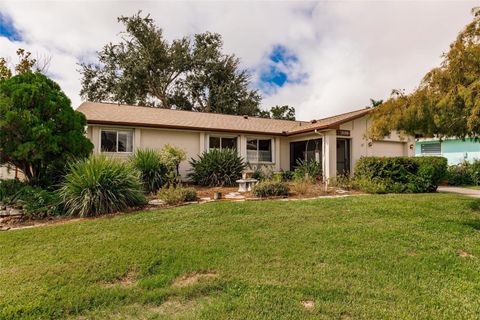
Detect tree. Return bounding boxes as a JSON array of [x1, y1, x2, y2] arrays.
[[369, 8, 480, 139], [267, 105, 296, 120], [80, 12, 263, 116], [0, 72, 93, 186], [0, 49, 50, 81], [369, 98, 383, 108]]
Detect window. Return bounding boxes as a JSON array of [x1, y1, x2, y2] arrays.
[[247, 138, 273, 162], [421, 143, 441, 155], [209, 136, 237, 150], [101, 130, 133, 153]]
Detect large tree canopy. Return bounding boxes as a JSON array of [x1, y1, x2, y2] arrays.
[[80, 12, 264, 116], [266, 105, 296, 120], [0, 72, 93, 186], [369, 8, 480, 139]]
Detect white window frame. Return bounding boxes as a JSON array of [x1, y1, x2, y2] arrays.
[[420, 142, 442, 156], [246, 137, 275, 164], [207, 134, 239, 152], [100, 128, 134, 154]]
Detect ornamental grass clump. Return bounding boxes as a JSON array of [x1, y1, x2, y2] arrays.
[[60, 155, 146, 217], [130, 148, 167, 194]]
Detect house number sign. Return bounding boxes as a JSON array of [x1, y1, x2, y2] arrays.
[[336, 130, 351, 136]]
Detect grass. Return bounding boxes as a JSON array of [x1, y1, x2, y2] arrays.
[[1, 194, 480, 319], [461, 185, 480, 190]]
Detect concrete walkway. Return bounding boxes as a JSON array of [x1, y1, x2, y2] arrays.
[[437, 186, 480, 198]]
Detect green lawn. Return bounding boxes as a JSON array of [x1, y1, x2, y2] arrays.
[[2, 194, 480, 319], [462, 185, 480, 190]]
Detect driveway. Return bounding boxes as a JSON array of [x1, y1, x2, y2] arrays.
[[437, 186, 480, 198]]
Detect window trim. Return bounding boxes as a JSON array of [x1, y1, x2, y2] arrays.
[[246, 137, 275, 164], [207, 134, 239, 152], [100, 128, 134, 154], [420, 142, 442, 155]]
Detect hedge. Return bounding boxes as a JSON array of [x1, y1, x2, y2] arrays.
[[354, 156, 447, 193]]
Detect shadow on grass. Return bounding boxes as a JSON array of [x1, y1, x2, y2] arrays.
[[468, 199, 480, 212], [462, 219, 480, 231]]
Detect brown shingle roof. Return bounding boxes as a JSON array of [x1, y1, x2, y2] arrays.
[[77, 101, 371, 136]]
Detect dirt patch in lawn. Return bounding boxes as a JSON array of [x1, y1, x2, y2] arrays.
[[104, 270, 138, 288], [172, 271, 218, 288], [458, 249, 475, 258], [300, 300, 315, 311]]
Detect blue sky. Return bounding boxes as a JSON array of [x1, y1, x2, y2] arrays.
[[258, 45, 308, 94], [0, 1, 477, 119], [0, 13, 20, 41]]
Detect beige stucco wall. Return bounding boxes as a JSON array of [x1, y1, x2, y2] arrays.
[[0, 165, 16, 180], [140, 128, 200, 177], [87, 125, 284, 179]]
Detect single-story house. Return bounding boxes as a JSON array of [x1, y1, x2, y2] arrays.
[[76, 102, 415, 179], [416, 138, 480, 165]]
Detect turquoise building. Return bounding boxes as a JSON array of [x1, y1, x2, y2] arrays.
[[415, 138, 480, 165]]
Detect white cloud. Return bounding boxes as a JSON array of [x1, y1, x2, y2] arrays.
[[0, 1, 477, 119]]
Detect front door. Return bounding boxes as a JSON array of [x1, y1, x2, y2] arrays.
[[336, 139, 350, 174]]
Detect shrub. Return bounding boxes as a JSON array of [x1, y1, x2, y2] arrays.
[[469, 160, 480, 185], [354, 156, 447, 193], [252, 180, 289, 197], [159, 144, 186, 175], [281, 170, 294, 181], [158, 186, 197, 205], [353, 177, 388, 194], [0, 179, 62, 217], [329, 174, 355, 190], [0, 179, 27, 203], [293, 159, 322, 182], [248, 164, 275, 181], [60, 155, 146, 217], [414, 156, 448, 191], [252, 168, 265, 181], [130, 149, 167, 194], [13, 186, 62, 217], [291, 179, 312, 195], [447, 160, 480, 186], [189, 149, 246, 186]]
